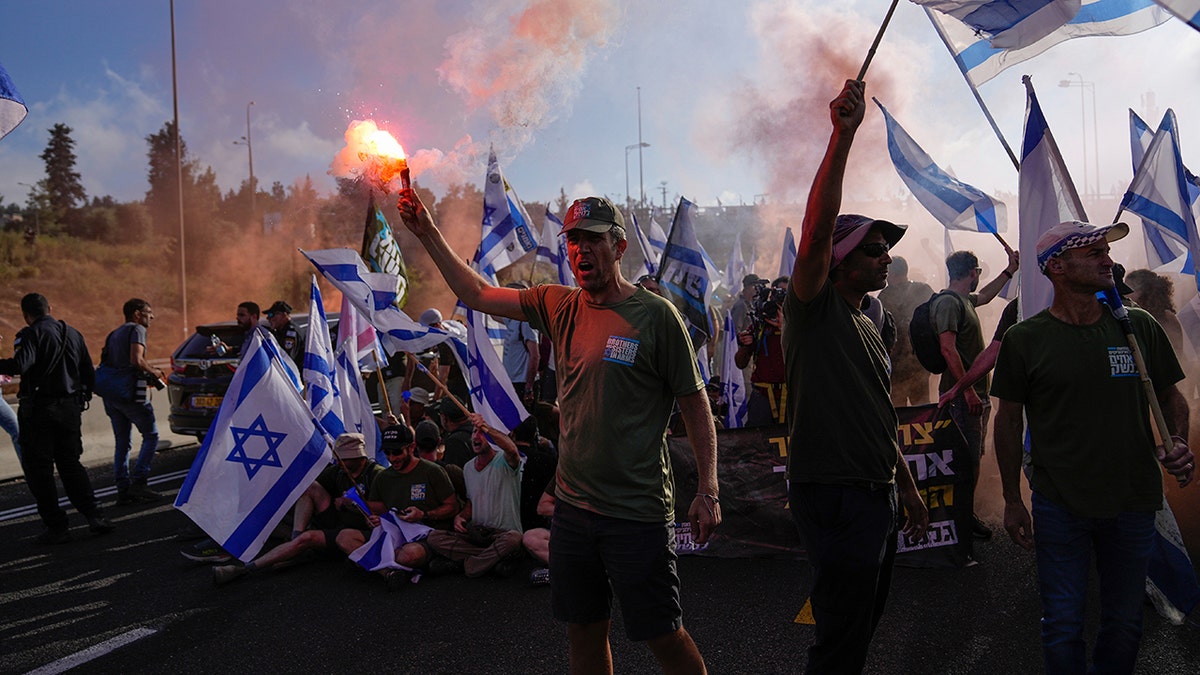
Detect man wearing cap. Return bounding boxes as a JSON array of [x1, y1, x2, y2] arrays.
[[784, 79, 928, 673], [991, 220, 1193, 673], [933, 249, 1019, 542], [265, 300, 304, 369], [211, 432, 384, 585], [404, 386, 432, 427], [399, 189, 720, 672], [336, 424, 459, 577]]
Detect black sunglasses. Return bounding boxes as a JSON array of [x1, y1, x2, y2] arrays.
[[857, 242, 891, 258]]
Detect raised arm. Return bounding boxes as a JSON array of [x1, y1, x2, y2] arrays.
[[792, 79, 866, 302], [977, 249, 1019, 306], [396, 188, 524, 321]]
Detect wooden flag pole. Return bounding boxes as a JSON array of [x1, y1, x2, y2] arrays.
[[370, 351, 394, 418], [857, 0, 902, 81]]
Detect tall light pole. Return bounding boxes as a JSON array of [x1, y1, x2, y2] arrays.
[[233, 100, 256, 225], [170, 0, 187, 338], [637, 87, 646, 208], [625, 142, 650, 212], [1059, 74, 1097, 198]]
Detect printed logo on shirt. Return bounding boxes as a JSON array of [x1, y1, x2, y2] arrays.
[[1108, 346, 1138, 377], [410, 483, 427, 501], [603, 336, 640, 366]]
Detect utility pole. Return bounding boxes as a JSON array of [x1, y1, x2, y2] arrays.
[[659, 181, 668, 210]]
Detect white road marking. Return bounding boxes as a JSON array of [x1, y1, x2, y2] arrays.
[[24, 627, 158, 675]]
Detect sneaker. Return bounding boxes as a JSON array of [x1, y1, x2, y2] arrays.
[[181, 538, 233, 564], [384, 569, 410, 592], [493, 557, 520, 579], [212, 564, 248, 586], [36, 529, 72, 545], [426, 556, 464, 577], [528, 567, 550, 587], [115, 489, 138, 506], [972, 515, 993, 541], [87, 514, 116, 534], [129, 481, 162, 502]]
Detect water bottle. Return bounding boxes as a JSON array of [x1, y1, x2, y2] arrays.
[[210, 334, 227, 357]]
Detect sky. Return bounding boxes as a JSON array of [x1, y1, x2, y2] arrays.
[[1, 0, 1198, 217]]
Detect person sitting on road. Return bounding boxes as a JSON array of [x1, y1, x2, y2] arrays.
[[210, 433, 384, 586], [514, 415, 556, 533], [414, 418, 466, 505], [425, 413, 525, 578], [336, 423, 460, 590], [437, 399, 475, 468], [522, 481, 555, 587]]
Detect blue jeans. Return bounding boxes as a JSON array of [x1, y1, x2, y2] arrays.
[[0, 395, 19, 461], [104, 397, 159, 489], [1032, 491, 1155, 675]]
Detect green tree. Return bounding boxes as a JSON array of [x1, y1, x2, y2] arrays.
[[144, 121, 196, 239], [39, 123, 87, 233]]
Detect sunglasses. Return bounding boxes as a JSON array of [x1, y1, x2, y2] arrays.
[[857, 242, 891, 258]]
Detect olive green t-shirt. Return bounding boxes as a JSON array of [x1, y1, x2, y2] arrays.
[[521, 285, 704, 523], [367, 459, 457, 530], [990, 306, 1183, 518], [783, 280, 898, 486], [932, 291, 987, 397]]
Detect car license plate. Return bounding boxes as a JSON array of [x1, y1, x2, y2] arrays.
[[192, 395, 223, 409]]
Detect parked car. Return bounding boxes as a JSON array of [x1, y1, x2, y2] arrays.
[[167, 313, 349, 440]]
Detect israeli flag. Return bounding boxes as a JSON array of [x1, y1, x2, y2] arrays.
[[301, 248, 449, 354], [876, 98, 1007, 234], [349, 510, 434, 572], [337, 292, 387, 372], [479, 149, 537, 275], [1122, 109, 1200, 288], [537, 207, 575, 286], [915, 0, 1084, 49], [926, 0, 1170, 87], [1129, 111, 1194, 273], [0, 61, 27, 141], [1018, 76, 1087, 318], [1146, 497, 1200, 623], [445, 309, 528, 434], [725, 231, 747, 291], [778, 227, 797, 280], [659, 197, 713, 349], [175, 330, 332, 563], [334, 339, 383, 465], [631, 211, 659, 277], [303, 276, 344, 439], [1151, 0, 1200, 29], [719, 312, 748, 429]]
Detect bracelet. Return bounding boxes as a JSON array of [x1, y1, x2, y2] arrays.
[[695, 492, 720, 504], [1002, 270, 1013, 279]]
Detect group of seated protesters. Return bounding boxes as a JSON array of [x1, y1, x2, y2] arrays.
[[207, 391, 560, 591]]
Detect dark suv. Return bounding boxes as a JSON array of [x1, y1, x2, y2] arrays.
[[167, 313, 340, 440]]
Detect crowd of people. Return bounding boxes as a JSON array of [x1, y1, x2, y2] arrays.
[[2, 78, 1199, 675]]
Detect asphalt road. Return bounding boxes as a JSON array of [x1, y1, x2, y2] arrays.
[[1, 444, 1198, 675]]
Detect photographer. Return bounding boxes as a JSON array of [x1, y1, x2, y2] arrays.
[[99, 299, 166, 505], [735, 280, 787, 427]]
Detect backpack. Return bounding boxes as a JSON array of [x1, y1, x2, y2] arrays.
[[909, 291, 962, 374]]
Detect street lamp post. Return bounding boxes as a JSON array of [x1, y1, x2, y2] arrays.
[[625, 142, 650, 212], [1059, 74, 1097, 198], [233, 101, 256, 225]]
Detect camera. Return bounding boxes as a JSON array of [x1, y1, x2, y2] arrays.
[[747, 281, 785, 333], [143, 372, 166, 390]]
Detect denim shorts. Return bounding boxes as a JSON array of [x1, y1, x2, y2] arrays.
[[549, 501, 682, 642]]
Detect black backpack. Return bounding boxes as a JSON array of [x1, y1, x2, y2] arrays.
[[909, 291, 961, 374]]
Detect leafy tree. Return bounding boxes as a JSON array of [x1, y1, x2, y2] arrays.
[[39, 123, 87, 231], [144, 121, 196, 239]]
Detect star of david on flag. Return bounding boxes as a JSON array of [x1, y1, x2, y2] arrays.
[[175, 330, 332, 563]]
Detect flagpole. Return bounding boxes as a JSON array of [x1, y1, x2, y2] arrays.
[[405, 352, 509, 445], [924, 8, 1020, 172], [371, 351, 394, 417], [858, 0, 901, 81]]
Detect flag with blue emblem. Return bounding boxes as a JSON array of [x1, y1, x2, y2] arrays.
[[658, 197, 713, 350], [0, 61, 27, 141], [925, 0, 1170, 87], [1129, 111, 1194, 273], [1122, 109, 1199, 287], [914, 0, 1085, 49], [175, 330, 332, 563], [536, 207, 575, 286], [1018, 76, 1086, 318], [444, 309, 528, 434], [334, 339, 384, 465], [778, 228, 798, 280], [348, 510, 434, 572], [360, 194, 409, 308], [478, 149, 537, 276], [719, 311, 748, 429], [1151, 0, 1200, 29], [303, 276, 344, 439], [876, 98, 1008, 235], [301, 248, 449, 354]]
